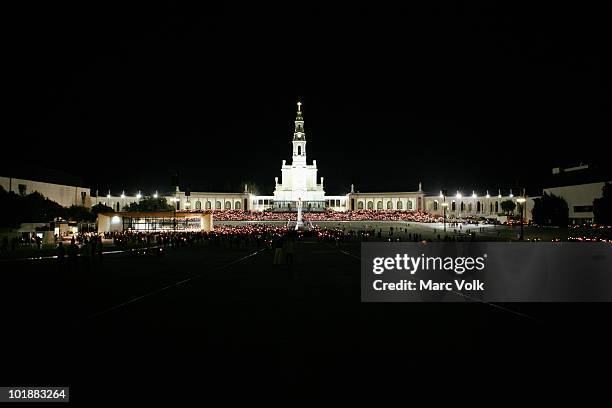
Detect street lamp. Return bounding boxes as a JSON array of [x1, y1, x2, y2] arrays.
[[441, 201, 449, 233], [172, 197, 179, 232], [441, 190, 448, 233], [517, 194, 526, 241]]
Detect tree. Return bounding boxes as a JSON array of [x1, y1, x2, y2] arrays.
[[0, 186, 20, 228], [124, 197, 174, 212], [66, 205, 95, 222], [91, 202, 114, 217], [0, 188, 65, 228], [20, 192, 64, 223], [531, 192, 569, 227], [240, 180, 262, 195], [500, 200, 516, 216], [593, 182, 612, 226]]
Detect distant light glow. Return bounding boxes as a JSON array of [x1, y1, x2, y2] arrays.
[[111, 215, 121, 224], [456, 192, 462, 199]]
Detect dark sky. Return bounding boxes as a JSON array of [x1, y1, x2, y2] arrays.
[[6, 3, 610, 196]]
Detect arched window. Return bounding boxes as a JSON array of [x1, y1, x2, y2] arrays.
[[235, 201, 241, 209], [387, 201, 393, 210], [460, 202, 465, 211], [358, 201, 364, 210], [433, 201, 438, 211], [468, 203, 472, 212], [490, 202, 493, 212], [495, 201, 499, 213], [225, 201, 231, 209], [367, 201, 374, 210], [215, 201, 221, 210], [116, 202, 120, 211], [377, 201, 383, 210], [407, 200, 413, 210], [206, 201, 211, 210], [476, 202, 480, 212], [397, 201, 403, 210], [452, 201, 456, 211], [195, 201, 202, 210], [297, 146, 302, 155]]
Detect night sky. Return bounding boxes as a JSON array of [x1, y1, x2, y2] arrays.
[[6, 4, 610, 196]]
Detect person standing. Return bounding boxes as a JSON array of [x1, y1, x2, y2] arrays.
[[97, 236, 103, 264], [273, 238, 284, 265], [284, 234, 295, 265], [57, 241, 65, 267]]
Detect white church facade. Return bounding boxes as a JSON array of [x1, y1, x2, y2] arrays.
[[91, 102, 532, 220]]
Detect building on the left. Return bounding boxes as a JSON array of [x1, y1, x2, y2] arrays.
[[0, 173, 91, 208], [0, 171, 92, 237]]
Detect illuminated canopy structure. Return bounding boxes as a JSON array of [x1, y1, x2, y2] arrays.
[[97, 211, 213, 233]]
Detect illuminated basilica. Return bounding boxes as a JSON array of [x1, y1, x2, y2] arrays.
[[92, 102, 525, 219]]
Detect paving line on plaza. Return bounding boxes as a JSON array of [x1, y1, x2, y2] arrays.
[[0, 245, 165, 263], [446, 291, 536, 320], [86, 248, 267, 320], [338, 249, 361, 260], [335, 245, 536, 321]]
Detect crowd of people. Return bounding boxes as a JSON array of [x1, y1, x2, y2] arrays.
[[184, 209, 446, 223], [1, 235, 42, 252], [0, 210, 500, 257]]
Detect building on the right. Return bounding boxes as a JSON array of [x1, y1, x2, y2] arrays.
[[543, 164, 611, 224]]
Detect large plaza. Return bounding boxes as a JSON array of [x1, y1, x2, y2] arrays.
[[2, 223, 610, 398]]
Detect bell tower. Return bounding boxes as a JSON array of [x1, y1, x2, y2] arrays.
[[292, 101, 307, 165], [274, 101, 324, 210]]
